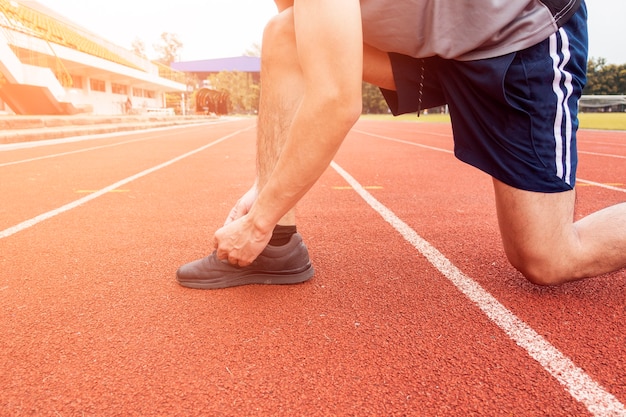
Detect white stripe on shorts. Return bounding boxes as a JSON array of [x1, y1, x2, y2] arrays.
[[550, 28, 574, 185]]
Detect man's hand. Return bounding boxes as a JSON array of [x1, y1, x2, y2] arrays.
[[214, 215, 272, 267], [223, 185, 258, 226]]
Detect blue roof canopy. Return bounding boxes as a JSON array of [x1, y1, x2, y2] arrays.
[[172, 56, 260, 73]]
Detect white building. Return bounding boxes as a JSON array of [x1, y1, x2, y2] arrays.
[[0, 0, 186, 115]]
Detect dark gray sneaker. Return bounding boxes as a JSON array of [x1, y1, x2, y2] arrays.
[[176, 232, 314, 289]]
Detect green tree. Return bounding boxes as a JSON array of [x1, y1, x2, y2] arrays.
[[154, 32, 183, 65], [584, 58, 626, 95], [244, 43, 262, 57], [206, 71, 260, 114], [362, 82, 389, 114], [619, 66, 626, 95], [131, 37, 146, 58]]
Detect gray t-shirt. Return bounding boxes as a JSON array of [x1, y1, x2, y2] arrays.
[[360, 0, 580, 60]]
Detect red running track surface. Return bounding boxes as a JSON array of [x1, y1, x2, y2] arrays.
[[0, 118, 624, 416]]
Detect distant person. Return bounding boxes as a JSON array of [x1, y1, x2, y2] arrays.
[[125, 96, 132, 115], [177, 0, 626, 289]]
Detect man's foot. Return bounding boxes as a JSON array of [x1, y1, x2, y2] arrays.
[[176, 233, 314, 289]]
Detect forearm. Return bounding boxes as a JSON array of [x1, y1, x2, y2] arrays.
[[246, 0, 363, 234], [248, 93, 361, 233]]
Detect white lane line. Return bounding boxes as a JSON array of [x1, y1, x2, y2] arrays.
[[580, 141, 626, 148], [0, 121, 223, 152], [353, 129, 454, 154], [579, 150, 626, 159], [356, 130, 626, 194], [0, 135, 162, 168], [577, 179, 626, 193], [0, 126, 252, 240], [331, 160, 626, 417]]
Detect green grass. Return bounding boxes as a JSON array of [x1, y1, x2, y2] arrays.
[[361, 112, 626, 131], [360, 113, 452, 123], [578, 113, 626, 130]]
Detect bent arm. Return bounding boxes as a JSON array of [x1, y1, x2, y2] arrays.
[[248, 0, 364, 234]]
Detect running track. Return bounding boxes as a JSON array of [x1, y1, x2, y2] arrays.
[[1, 118, 624, 416]]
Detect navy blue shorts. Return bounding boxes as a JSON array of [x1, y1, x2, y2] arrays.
[[381, 3, 588, 192]]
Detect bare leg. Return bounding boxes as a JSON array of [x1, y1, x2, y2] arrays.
[[224, 2, 301, 227], [362, 31, 626, 285], [363, 44, 395, 90], [256, 8, 302, 226], [360, 44, 626, 285], [493, 178, 626, 285]]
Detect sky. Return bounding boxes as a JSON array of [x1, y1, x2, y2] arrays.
[[34, 0, 626, 65]]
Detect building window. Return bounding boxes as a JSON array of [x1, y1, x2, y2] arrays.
[[111, 83, 128, 95], [145, 90, 155, 98], [70, 74, 83, 89], [90, 78, 106, 92]]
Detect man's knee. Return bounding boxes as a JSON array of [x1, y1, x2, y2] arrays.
[[262, 9, 297, 63], [493, 179, 579, 286], [503, 246, 574, 286], [274, 0, 293, 12]]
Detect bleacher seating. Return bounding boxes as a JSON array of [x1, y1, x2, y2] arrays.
[[0, 0, 188, 115], [0, 0, 142, 71]]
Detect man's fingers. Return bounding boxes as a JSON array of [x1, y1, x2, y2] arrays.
[[221, 249, 252, 267], [224, 186, 258, 226], [224, 209, 237, 226], [235, 257, 252, 267], [214, 237, 227, 260], [215, 236, 248, 266], [214, 211, 267, 268], [223, 200, 246, 226], [224, 203, 241, 226]]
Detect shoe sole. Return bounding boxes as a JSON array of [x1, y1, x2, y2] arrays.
[[176, 264, 315, 289]]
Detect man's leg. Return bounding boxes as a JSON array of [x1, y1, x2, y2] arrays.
[[360, 42, 626, 286], [363, 44, 395, 91], [493, 179, 626, 285], [223, 3, 300, 226], [256, 6, 302, 227], [255, 15, 393, 232], [176, 6, 314, 289]]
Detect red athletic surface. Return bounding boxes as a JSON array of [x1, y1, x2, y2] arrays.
[[1, 118, 624, 416]]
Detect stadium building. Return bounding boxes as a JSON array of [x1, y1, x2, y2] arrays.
[[579, 95, 626, 113], [0, 0, 186, 115]]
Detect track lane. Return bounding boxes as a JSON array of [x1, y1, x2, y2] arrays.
[[1, 127, 261, 416], [0, 120, 254, 232], [330, 159, 623, 416], [334, 120, 626, 411], [0, 119, 624, 416]]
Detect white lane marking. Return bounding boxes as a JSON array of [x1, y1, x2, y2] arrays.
[[579, 150, 626, 159], [0, 122, 206, 152], [331, 160, 626, 417], [0, 118, 244, 152], [357, 128, 626, 159], [0, 127, 253, 240], [580, 141, 626, 148], [356, 130, 626, 194], [353, 129, 454, 154], [1, 120, 254, 167], [577, 179, 626, 193], [0, 136, 160, 168]]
